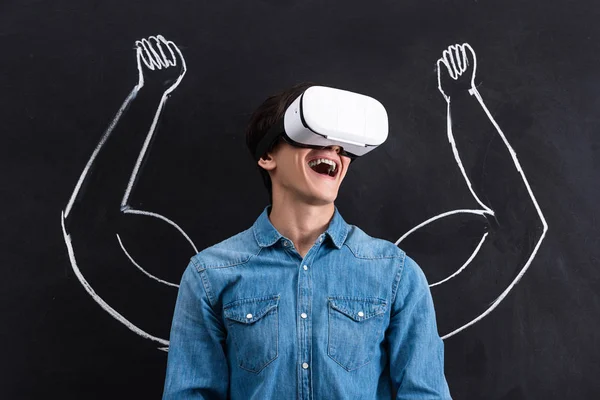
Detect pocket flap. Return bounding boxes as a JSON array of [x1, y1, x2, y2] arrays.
[[224, 295, 280, 324], [329, 297, 387, 322]]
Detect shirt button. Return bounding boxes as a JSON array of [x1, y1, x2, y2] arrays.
[[358, 311, 364, 317], [301, 313, 307, 319], [302, 362, 309, 369], [246, 313, 253, 319], [303, 265, 308, 271], [283, 241, 289, 247]]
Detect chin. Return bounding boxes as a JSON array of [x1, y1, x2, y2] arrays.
[[305, 191, 338, 206]]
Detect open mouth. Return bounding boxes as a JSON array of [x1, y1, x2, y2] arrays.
[[308, 158, 338, 178]]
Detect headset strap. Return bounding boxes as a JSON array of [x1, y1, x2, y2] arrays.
[[253, 119, 285, 161]]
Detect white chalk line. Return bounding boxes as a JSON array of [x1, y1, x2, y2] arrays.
[[440, 87, 548, 340], [117, 234, 179, 288], [395, 209, 491, 288], [61, 35, 192, 347], [121, 36, 187, 208], [136, 36, 177, 70], [63, 87, 139, 219], [61, 211, 169, 348], [401, 43, 548, 340], [63, 36, 181, 219], [446, 105, 495, 214], [120, 95, 167, 208], [430, 232, 489, 287], [122, 208, 198, 253], [395, 208, 492, 245], [439, 45, 493, 215]]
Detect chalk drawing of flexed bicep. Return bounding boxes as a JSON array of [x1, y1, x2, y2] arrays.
[[397, 43, 548, 339], [61, 35, 196, 350]]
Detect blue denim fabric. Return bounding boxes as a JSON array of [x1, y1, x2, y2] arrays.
[[163, 207, 451, 399]]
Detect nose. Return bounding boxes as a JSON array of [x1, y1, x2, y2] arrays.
[[327, 145, 342, 154]]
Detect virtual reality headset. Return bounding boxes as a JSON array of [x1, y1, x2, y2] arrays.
[[254, 86, 388, 161]]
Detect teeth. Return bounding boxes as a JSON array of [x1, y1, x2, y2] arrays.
[[308, 158, 337, 171]]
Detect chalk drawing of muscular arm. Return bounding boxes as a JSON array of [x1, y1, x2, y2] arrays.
[[397, 44, 548, 339], [61, 35, 195, 350]]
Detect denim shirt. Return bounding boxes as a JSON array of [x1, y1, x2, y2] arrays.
[[163, 207, 451, 399]]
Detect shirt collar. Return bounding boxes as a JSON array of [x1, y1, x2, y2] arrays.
[[253, 206, 283, 248], [253, 206, 349, 249], [325, 207, 349, 249]]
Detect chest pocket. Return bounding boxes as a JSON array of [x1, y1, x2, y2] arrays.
[[223, 295, 280, 373], [328, 296, 387, 371]]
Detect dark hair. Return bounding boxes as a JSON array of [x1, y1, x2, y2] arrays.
[[245, 82, 316, 203]]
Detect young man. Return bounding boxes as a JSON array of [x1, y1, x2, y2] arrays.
[[163, 83, 451, 399]]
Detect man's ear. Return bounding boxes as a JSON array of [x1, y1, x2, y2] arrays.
[[257, 152, 276, 172]]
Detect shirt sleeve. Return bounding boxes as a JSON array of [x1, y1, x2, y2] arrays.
[[163, 262, 229, 399], [387, 255, 452, 399]]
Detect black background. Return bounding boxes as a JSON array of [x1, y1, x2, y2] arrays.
[[2, 0, 599, 398]]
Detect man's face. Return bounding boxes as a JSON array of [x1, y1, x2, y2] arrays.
[[260, 141, 352, 206]]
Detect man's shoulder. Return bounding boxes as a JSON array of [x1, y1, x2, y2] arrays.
[[189, 227, 261, 271], [344, 225, 428, 300], [344, 224, 406, 261]]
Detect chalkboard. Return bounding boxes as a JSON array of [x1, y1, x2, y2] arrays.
[[2, 0, 599, 398]]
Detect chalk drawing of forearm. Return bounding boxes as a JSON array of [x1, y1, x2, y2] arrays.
[[397, 43, 548, 339], [61, 35, 196, 350]]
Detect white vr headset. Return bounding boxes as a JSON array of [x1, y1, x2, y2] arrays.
[[254, 86, 388, 160]]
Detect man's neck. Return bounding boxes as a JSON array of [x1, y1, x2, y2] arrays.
[[268, 196, 335, 258]]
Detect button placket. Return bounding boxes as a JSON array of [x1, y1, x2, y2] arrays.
[[298, 250, 318, 399]]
